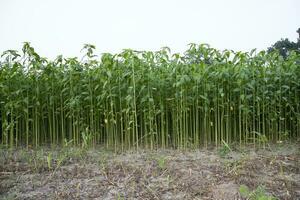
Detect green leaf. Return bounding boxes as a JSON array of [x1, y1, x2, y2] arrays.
[[239, 185, 250, 197]]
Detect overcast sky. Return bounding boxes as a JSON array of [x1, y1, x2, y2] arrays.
[[0, 0, 299, 58]]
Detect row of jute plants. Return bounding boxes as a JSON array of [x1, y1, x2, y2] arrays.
[[0, 43, 299, 150]]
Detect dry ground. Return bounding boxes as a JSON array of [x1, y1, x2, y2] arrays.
[[0, 143, 299, 200]]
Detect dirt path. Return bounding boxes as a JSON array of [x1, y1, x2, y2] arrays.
[[0, 144, 299, 199]]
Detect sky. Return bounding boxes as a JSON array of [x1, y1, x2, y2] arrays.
[[0, 0, 299, 59]]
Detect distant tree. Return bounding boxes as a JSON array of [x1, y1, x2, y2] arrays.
[[268, 28, 300, 58]]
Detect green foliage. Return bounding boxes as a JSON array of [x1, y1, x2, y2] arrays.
[[81, 128, 92, 148], [252, 131, 268, 149], [268, 38, 300, 59], [156, 156, 167, 169], [218, 139, 232, 157], [239, 184, 250, 197], [63, 139, 74, 148], [239, 185, 277, 200], [267, 28, 300, 59], [47, 152, 52, 170], [0, 42, 300, 150]]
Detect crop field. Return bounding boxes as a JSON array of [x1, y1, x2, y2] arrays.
[[0, 43, 300, 199]]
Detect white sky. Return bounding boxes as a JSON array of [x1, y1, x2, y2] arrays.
[[0, 0, 299, 58]]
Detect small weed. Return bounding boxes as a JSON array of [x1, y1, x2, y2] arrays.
[[63, 139, 74, 148], [254, 131, 269, 149], [239, 184, 277, 200], [218, 139, 232, 158], [156, 156, 167, 170], [47, 152, 52, 170], [81, 128, 92, 148]]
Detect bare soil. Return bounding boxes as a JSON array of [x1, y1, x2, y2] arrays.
[[0, 143, 299, 200]]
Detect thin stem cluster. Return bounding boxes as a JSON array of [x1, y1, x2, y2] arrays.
[[0, 43, 299, 149]]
